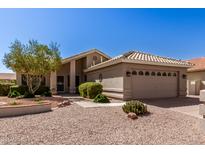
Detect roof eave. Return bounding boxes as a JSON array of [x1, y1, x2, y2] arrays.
[[123, 59, 193, 68], [62, 49, 111, 64], [84, 58, 123, 72], [187, 69, 205, 73], [84, 58, 192, 72]]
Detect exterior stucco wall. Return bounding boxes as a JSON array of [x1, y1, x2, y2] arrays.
[[187, 71, 205, 95], [56, 63, 70, 92], [123, 63, 188, 100], [86, 63, 124, 99], [87, 63, 188, 100]]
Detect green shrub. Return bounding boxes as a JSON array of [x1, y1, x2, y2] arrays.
[[79, 82, 103, 99], [42, 91, 52, 97], [94, 94, 110, 103], [9, 90, 21, 98], [23, 91, 35, 98], [122, 100, 147, 115], [35, 86, 51, 96], [78, 83, 89, 97], [0, 83, 15, 96], [9, 101, 19, 105], [8, 85, 27, 97], [8, 85, 51, 98], [34, 97, 43, 102], [0, 79, 16, 84], [87, 82, 103, 99]]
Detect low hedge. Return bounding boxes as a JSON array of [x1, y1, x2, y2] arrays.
[[79, 82, 103, 99], [0, 79, 16, 84], [94, 94, 110, 103], [122, 100, 147, 115], [8, 85, 52, 98], [0, 83, 16, 96]]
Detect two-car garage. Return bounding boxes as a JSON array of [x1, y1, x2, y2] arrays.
[[131, 70, 178, 99]]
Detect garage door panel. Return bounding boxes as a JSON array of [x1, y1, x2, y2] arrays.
[[131, 72, 178, 99]]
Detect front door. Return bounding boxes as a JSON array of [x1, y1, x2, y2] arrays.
[[75, 76, 80, 93], [57, 76, 64, 92]]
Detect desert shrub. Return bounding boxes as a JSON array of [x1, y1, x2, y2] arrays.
[[8, 85, 51, 98], [87, 82, 103, 99], [0, 83, 15, 96], [41, 91, 52, 97], [93, 94, 110, 103], [78, 83, 89, 97], [79, 82, 103, 99], [8, 85, 27, 97], [9, 90, 21, 98], [35, 86, 51, 96], [0, 79, 16, 84], [34, 97, 43, 102], [122, 100, 147, 115], [9, 101, 19, 105], [36, 101, 43, 105], [23, 91, 35, 98]]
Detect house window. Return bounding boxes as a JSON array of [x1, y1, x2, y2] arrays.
[[139, 71, 144, 76], [173, 73, 177, 77], [126, 71, 131, 77], [157, 72, 161, 76], [162, 72, 167, 76], [182, 74, 187, 79], [151, 72, 156, 76], [168, 72, 171, 76], [132, 71, 137, 75], [145, 71, 150, 76], [99, 73, 103, 82]]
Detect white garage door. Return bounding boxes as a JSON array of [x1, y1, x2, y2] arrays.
[[131, 70, 178, 99]]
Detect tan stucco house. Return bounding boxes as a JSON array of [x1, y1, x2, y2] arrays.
[[187, 57, 205, 95], [16, 49, 192, 100]]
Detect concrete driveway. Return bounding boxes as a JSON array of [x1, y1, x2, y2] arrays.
[[142, 96, 201, 118]]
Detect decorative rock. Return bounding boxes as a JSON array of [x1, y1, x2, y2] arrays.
[[63, 100, 71, 106], [127, 112, 138, 119], [57, 100, 71, 108]]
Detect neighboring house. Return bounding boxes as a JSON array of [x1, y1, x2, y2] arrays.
[[0, 73, 16, 80], [187, 57, 205, 95], [16, 49, 192, 100]]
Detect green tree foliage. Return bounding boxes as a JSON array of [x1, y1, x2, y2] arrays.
[[3, 40, 62, 95]]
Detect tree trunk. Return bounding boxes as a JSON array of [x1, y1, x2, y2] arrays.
[[26, 74, 42, 95]]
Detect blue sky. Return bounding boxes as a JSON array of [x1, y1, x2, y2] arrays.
[[0, 9, 205, 73]]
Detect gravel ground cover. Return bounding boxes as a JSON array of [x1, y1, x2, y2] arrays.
[[0, 96, 67, 108], [0, 103, 205, 145]]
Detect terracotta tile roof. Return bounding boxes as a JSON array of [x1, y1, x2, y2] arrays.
[[85, 51, 193, 72], [187, 57, 205, 72], [125, 51, 192, 66]]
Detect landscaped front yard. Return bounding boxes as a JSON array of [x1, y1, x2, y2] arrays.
[[0, 98, 205, 144], [0, 96, 67, 108]]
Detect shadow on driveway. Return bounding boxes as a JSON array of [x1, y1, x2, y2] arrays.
[[141, 97, 201, 108]]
